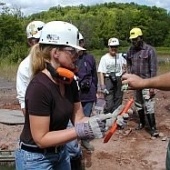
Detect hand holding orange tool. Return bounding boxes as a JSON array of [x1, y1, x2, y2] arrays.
[[103, 97, 134, 143]]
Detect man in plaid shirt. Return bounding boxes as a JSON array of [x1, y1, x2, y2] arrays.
[[127, 27, 159, 137]]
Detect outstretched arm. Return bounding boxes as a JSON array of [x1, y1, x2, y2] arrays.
[[122, 72, 170, 91]]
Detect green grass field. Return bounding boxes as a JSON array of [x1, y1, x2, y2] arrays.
[[0, 47, 170, 80]]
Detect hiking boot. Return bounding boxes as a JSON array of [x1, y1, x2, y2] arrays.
[[151, 127, 159, 137], [81, 140, 94, 151], [135, 123, 145, 130], [71, 156, 83, 170], [135, 109, 145, 130], [146, 114, 159, 137]]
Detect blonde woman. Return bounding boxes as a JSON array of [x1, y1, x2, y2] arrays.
[[15, 21, 118, 170]]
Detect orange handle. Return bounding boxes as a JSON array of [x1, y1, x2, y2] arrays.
[[103, 98, 134, 143], [103, 124, 118, 143], [119, 98, 134, 115]]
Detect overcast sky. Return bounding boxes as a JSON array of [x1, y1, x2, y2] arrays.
[[1, 0, 170, 16]]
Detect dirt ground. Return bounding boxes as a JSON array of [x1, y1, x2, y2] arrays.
[[0, 77, 170, 170]]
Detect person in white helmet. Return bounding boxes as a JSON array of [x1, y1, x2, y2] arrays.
[[98, 37, 127, 114], [17, 20, 82, 170], [16, 20, 45, 115], [14, 21, 124, 170]]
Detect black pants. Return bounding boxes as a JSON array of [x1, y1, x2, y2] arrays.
[[166, 141, 170, 170], [103, 76, 123, 114], [71, 156, 83, 170]]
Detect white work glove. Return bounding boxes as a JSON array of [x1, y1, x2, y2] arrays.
[[116, 113, 129, 128], [102, 88, 109, 94], [100, 85, 109, 94], [121, 84, 129, 92]]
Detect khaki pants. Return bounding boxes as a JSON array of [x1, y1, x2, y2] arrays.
[[134, 89, 155, 114]]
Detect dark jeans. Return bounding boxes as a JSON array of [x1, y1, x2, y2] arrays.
[[103, 76, 123, 114], [82, 102, 94, 117]]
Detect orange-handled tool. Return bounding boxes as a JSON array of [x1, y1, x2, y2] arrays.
[[103, 98, 134, 143]]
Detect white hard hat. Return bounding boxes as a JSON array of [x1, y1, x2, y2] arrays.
[[108, 38, 119, 46], [26, 21, 45, 39], [79, 32, 84, 40], [39, 21, 86, 51]]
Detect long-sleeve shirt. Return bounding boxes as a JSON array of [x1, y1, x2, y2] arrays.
[[126, 42, 157, 78], [76, 52, 98, 102], [16, 55, 32, 109]]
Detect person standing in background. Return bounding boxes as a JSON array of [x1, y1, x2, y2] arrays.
[[76, 33, 98, 151], [98, 37, 127, 114], [16, 20, 45, 115], [126, 27, 159, 137]]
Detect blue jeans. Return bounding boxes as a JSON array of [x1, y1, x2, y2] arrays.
[[82, 102, 94, 117], [15, 145, 71, 170]]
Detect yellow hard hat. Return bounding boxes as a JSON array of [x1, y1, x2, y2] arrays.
[[129, 27, 143, 39]]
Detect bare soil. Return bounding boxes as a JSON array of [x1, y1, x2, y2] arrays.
[[0, 77, 169, 170]]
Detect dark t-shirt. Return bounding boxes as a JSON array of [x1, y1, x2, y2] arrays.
[[20, 72, 80, 145]]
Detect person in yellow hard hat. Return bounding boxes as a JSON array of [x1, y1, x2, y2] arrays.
[[129, 27, 143, 38], [126, 27, 159, 137]]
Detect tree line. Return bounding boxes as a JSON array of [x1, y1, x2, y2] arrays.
[[0, 2, 170, 62]]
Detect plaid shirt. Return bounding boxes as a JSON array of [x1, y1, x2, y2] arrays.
[[127, 42, 157, 78]]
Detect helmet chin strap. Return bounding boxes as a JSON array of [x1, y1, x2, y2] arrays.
[[46, 62, 58, 79]]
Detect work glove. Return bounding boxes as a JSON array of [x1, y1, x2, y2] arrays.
[[121, 84, 129, 92], [116, 114, 129, 128], [142, 89, 156, 99], [100, 85, 109, 94], [75, 114, 113, 140], [75, 120, 104, 140], [104, 105, 129, 130], [104, 113, 128, 130]]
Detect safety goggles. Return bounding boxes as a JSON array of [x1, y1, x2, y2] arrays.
[[60, 47, 78, 58]]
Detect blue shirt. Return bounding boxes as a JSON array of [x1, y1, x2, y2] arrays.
[[76, 52, 98, 102]]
